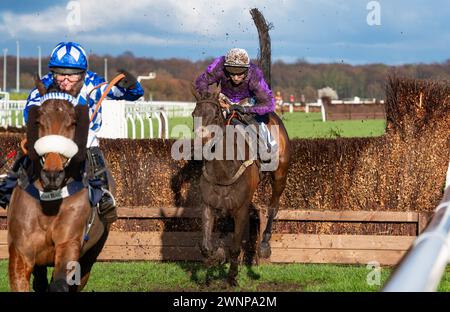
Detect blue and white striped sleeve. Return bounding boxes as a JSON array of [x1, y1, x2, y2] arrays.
[[89, 71, 144, 102], [105, 82, 144, 101]]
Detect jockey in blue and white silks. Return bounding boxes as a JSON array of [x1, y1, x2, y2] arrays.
[[7, 41, 144, 226], [25, 70, 144, 147]]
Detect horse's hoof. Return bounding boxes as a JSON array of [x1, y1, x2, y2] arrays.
[[227, 276, 238, 287], [214, 246, 226, 264], [259, 242, 272, 259], [32, 278, 49, 292], [48, 279, 69, 292]]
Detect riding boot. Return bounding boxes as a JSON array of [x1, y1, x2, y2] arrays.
[[87, 147, 118, 225], [0, 151, 25, 209], [99, 188, 118, 224]]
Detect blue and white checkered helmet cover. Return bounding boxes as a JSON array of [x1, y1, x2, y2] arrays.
[[48, 42, 88, 71]]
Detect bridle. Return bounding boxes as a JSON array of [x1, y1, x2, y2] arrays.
[[36, 93, 79, 172], [194, 98, 225, 126]]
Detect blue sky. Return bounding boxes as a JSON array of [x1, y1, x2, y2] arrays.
[[0, 0, 449, 65]]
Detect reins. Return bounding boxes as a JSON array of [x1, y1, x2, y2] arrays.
[[202, 159, 254, 186], [89, 73, 125, 123]]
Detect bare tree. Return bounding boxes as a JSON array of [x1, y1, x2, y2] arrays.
[[250, 8, 273, 88]]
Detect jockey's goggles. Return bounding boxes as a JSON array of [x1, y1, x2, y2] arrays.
[[53, 71, 84, 82], [225, 67, 248, 77]]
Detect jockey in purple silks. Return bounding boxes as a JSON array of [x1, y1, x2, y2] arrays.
[[195, 48, 277, 152], [195, 48, 275, 116]]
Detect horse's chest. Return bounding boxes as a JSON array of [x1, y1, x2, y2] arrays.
[[200, 178, 248, 212]]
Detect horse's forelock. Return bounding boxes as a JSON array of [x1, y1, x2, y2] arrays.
[[41, 99, 74, 115]]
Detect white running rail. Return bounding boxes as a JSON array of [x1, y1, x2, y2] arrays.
[[383, 181, 450, 292], [0, 99, 196, 139]]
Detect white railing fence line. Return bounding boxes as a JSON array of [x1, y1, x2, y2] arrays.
[[0, 100, 195, 139], [0, 100, 26, 128], [97, 100, 175, 139]]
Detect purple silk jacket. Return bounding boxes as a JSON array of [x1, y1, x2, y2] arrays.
[[195, 56, 275, 115]]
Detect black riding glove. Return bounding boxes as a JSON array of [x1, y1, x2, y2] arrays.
[[117, 69, 137, 89], [230, 104, 247, 114]]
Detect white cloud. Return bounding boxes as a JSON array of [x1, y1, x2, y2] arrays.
[[0, 0, 448, 64], [0, 0, 294, 38], [78, 33, 190, 46], [1, 8, 68, 37]]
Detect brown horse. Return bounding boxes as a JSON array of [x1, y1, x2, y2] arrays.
[[7, 80, 108, 292], [192, 90, 290, 285]]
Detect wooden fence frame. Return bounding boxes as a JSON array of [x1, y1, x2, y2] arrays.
[[0, 208, 432, 265], [322, 101, 386, 121]]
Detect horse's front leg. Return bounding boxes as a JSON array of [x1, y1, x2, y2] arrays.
[[32, 265, 49, 292], [49, 240, 81, 292], [200, 203, 215, 264], [8, 244, 34, 292], [228, 204, 250, 287], [260, 168, 287, 259]]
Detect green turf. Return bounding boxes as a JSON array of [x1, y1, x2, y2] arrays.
[[6, 111, 385, 139], [130, 112, 386, 139], [279, 112, 386, 138], [127, 116, 193, 139], [1, 260, 448, 292]]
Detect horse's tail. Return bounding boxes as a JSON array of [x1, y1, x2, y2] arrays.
[[250, 8, 272, 88]]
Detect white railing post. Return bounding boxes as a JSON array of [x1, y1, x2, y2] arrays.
[[160, 110, 169, 139], [146, 112, 153, 139], [154, 112, 162, 138], [383, 186, 450, 292], [136, 114, 145, 139], [126, 114, 136, 139], [320, 99, 326, 122]]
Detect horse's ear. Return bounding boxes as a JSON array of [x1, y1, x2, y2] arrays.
[[190, 83, 201, 101], [34, 74, 47, 96]]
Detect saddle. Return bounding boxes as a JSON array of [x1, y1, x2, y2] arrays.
[[226, 111, 275, 164]]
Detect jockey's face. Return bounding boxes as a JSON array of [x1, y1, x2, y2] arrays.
[[225, 67, 248, 86], [53, 72, 83, 92], [229, 72, 246, 85]]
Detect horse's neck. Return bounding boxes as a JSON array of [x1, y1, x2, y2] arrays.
[[204, 131, 248, 178]]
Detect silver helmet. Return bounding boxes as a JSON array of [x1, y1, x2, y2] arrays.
[[224, 48, 250, 68]]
